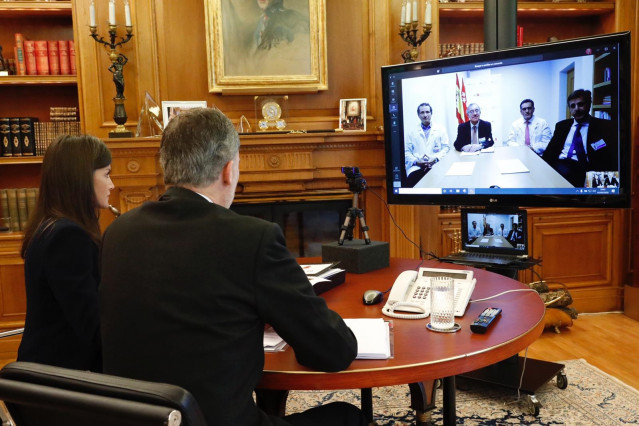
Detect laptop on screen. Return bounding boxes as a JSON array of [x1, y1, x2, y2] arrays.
[[440, 208, 528, 266]]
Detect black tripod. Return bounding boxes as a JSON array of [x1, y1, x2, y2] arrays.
[[338, 192, 371, 245]]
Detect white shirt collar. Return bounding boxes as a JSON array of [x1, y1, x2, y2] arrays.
[[195, 192, 213, 203]]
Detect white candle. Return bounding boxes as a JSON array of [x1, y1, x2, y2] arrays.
[[89, 0, 96, 27], [109, 0, 116, 26], [405, 1, 411, 24], [400, 2, 406, 26], [124, 0, 131, 27], [425, 0, 432, 25], [412, 0, 417, 22]]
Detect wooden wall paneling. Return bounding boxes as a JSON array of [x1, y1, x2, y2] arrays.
[[152, 0, 385, 131], [74, 0, 149, 138], [0, 234, 26, 330], [530, 209, 622, 313]]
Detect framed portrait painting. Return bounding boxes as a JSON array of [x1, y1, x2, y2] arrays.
[[204, 0, 327, 94], [161, 101, 208, 128], [339, 98, 366, 132]]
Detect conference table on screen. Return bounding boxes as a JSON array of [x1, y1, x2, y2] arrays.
[[415, 145, 573, 189], [258, 258, 545, 425]]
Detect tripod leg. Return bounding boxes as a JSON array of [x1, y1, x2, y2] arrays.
[[338, 209, 356, 245], [357, 210, 371, 244]]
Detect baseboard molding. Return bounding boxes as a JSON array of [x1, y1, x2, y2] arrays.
[[624, 285, 639, 321]]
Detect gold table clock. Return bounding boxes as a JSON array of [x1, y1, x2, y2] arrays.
[[255, 96, 288, 131]]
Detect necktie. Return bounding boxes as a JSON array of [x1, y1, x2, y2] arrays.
[[567, 123, 587, 163], [524, 121, 530, 146], [472, 125, 478, 144]]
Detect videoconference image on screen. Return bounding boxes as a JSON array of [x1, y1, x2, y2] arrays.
[[462, 209, 527, 255], [382, 32, 631, 208]]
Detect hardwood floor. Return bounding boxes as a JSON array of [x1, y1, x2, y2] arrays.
[[521, 312, 639, 390], [1, 313, 637, 390]]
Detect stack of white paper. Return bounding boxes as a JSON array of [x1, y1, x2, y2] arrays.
[[263, 327, 287, 352], [300, 263, 344, 287], [344, 318, 391, 359]]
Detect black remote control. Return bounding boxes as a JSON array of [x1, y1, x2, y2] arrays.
[[470, 308, 502, 334]]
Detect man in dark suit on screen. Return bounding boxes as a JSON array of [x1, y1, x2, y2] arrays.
[[100, 108, 366, 426], [454, 103, 494, 152], [542, 89, 617, 187]]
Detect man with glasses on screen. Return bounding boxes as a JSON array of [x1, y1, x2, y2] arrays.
[[505, 99, 552, 156], [453, 103, 494, 152], [404, 102, 450, 187], [542, 89, 616, 187]]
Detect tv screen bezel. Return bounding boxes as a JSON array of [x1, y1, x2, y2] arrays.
[[381, 32, 631, 208]]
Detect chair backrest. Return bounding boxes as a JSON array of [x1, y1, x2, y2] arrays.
[[0, 362, 207, 426]]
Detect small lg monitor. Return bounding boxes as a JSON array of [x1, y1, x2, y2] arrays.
[[381, 32, 631, 208]]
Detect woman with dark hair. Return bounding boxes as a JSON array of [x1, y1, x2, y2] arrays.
[[17, 134, 114, 372]]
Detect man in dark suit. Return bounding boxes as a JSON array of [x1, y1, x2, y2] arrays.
[[100, 108, 366, 426], [507, 223, 524, 246], [453, 103, 494, 152], [542, 89, 617, 187]]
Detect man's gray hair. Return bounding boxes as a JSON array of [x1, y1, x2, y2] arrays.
[[160, 108, 240, 187]]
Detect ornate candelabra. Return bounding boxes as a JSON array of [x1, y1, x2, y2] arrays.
[[398, 0, 433, 63], [399, 22, 432, 63], [90, 20, 134, 138]]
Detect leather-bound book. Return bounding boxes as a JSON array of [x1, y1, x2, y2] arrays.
[[6, 189, 20, 232], [34, 41, 49, 75], [26, 188, 38, 220], [47, 41, 60, 75], [69, 40, 76, 75], [0, 118, 11, 157], [23, 40, 37, 76], [9, 118, 22, 156], [19, 117, 37, 156], [13, 33, 26, 76], [16, 189, 28, 231], [58, 40, 70, 75]]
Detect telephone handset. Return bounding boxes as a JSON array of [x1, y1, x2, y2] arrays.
[[382, 267, 476, 320]]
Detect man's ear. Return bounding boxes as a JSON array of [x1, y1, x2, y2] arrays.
[[221, 160, 234, 185]]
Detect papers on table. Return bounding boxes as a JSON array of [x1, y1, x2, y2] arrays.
[[300, 263, 345, 288], [497, 159, 530, 174], [446, 161, 476, 176], [301, 263, 338, 276], [344, 318, 391, 360], [264, 326, 287, 352]]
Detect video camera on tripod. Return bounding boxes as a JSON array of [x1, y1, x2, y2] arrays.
[[341, 166, 367, 194], [339, 166, 370, 245]]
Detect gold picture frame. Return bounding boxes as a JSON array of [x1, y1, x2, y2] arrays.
[[204, 0, 327, 94]]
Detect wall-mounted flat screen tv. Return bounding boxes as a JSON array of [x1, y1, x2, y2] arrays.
[[381, 32, 631, 208]]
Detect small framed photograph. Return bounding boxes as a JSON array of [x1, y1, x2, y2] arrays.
[[161, 101, 208, 128], [339, 98, 366, 131]]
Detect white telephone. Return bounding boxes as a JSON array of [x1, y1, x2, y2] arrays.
[[382, 267, 476, 320]]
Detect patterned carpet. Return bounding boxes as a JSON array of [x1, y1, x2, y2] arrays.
[[284, 359, 639, 425]]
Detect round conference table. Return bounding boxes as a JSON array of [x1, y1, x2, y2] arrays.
[[258, 258, 545, 425]]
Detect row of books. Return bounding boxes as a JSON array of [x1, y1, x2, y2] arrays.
[[50, 106, 79, 122], [593, 111, 612, 120], [1, 118, 81, 157], [0, 188, 38, 233], [439, 43, 485, 57], [439, 41, 537, 57], [13, 33, 77, 76]]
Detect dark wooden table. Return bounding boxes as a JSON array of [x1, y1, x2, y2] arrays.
[[258, 258, 545, 425]]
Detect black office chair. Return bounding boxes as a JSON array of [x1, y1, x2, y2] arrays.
[[0, 361, 207, 426]]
